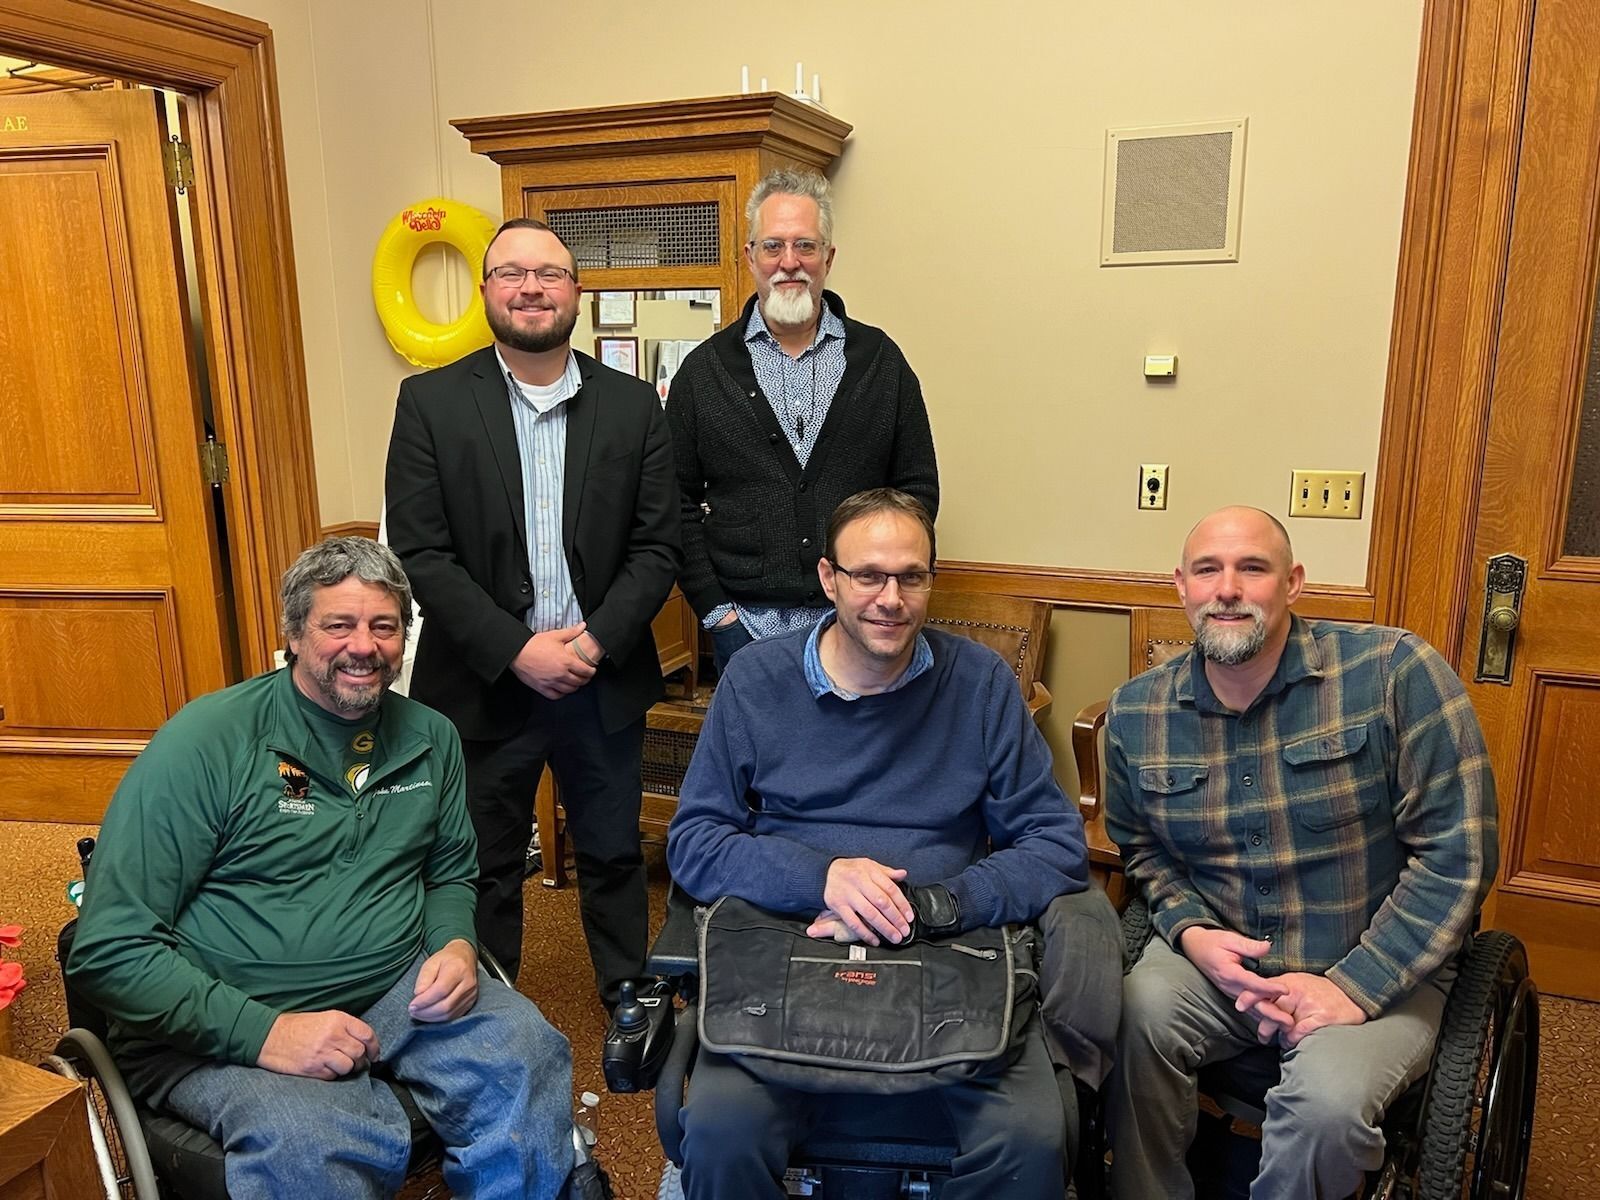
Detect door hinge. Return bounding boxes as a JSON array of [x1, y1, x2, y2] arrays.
[[163, 135, 194, 193], [199, 439, 229, 486]]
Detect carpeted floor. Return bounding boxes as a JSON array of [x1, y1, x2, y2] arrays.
[[3, 818, 1596, 1199]]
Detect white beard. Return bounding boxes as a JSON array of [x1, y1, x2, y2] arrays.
[[760, 279, 817, 329]]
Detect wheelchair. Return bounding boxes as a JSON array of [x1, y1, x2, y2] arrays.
[[1117, 897, 1540, 1200], [42, 837, 520, 1200], [602, 885, 1110, 1200]]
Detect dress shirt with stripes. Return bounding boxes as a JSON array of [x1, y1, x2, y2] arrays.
[[702, 300, 847, 638], [498, 347, 583, 633], [1104, 616, 1497, 1017]]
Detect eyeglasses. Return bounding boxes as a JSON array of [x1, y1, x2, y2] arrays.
[[749, 238, 826, 263], [486, 264, 577, 288], [828, 562, 936, 594]]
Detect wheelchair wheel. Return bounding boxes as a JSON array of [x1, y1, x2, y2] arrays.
[[1413, 930, 1538, 1200], [41, 1031, 162, 1199]]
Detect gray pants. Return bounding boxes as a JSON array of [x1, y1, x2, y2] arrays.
[[1108, 936, 1450, 1200]]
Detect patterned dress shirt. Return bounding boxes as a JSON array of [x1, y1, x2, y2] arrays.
[[1104, 615, 1497, 1017], [702, 299, 847, 639]]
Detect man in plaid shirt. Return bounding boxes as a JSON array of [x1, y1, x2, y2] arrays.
[[1104, 506, 1497, 1199]]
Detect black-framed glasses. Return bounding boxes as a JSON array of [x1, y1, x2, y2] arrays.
[[486, 264, 577, 288], [828, 561, 936, 594], [748, 237, 826, 262]]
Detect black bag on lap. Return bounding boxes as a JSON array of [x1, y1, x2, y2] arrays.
[[695, 896, 1038, 1094]]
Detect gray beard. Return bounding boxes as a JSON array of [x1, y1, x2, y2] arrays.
[[1192, 602, 1268, 665], [305, 655, 397, 715]]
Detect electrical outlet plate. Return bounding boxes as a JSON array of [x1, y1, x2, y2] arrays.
[[1289, 470, 1365, 519], [1140, 464, 1169, 510]]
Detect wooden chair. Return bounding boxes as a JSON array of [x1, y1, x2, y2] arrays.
[[535, 589, 1055, 887], [1072, 606, 1193, 904]]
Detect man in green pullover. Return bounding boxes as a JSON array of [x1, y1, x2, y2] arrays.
[[69, 538, 590, 1200]]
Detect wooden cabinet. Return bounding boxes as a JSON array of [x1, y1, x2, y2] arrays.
[[454, 93, 851, 327]]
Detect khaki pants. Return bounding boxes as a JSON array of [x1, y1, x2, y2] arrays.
[[1107, 936, 1450, 1200]]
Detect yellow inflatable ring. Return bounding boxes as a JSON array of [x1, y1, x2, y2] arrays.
[[371, 198, 498, 368]]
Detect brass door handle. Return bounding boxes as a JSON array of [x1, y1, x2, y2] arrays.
[[1476, 555, 1527, 683]]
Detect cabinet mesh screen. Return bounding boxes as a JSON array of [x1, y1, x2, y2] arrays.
[[642, 726, 699, 796], [547, 202, 720, 269], [1113, 131, 1233, 254]]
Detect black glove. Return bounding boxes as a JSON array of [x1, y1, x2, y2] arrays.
[[899, 882, 961, 941]]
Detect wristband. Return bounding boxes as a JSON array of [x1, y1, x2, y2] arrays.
[[572, 640, 601, 669], [900, 882, 961, 941]]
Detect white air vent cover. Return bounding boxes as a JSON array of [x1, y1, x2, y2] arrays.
[[1102, 119, 1247, 266]]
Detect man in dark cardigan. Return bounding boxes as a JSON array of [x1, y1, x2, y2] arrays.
[[665, 168, 938, 672]]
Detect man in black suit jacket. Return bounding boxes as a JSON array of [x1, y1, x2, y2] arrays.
[[385, 218, 680, 1008]]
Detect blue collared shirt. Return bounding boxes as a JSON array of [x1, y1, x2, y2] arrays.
[[498, 348, 583, 633], [802, 612, 934, 701]]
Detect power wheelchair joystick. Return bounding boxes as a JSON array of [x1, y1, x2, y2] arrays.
[[601, 979, 674, 1093]]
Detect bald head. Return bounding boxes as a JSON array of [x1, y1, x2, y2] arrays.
[[1181, 506, 1294, 573]]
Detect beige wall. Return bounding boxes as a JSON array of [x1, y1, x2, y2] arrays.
[[213, 0, 1423, 726], [237, 0, 1422, 588]]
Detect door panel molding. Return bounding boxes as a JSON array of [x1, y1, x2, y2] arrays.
[[0, 0, 320, 675], [1369, 0, 1537, 656]]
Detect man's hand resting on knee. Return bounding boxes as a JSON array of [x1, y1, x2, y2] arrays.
[[257, 1011, 379, 1079], [408, 939, 479, 1022]]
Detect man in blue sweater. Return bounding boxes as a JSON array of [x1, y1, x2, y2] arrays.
[[667, 489, 1088, 1199]]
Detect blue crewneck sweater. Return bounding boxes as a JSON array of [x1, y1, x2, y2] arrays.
[[666, 627, 1088, 929]]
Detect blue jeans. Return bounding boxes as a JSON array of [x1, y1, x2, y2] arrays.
[[163, 954, 576, 1200]]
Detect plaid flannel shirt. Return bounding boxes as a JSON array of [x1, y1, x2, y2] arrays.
[[1105, 616, 1497, 1017]]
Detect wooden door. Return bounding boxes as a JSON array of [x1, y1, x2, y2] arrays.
[[1465, 0, 1600, 1000], [0, 88, 228, 823]]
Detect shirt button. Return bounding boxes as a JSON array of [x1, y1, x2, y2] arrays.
[[798, 482, 808, 492], [768, 433, 779, 444], [519, 583, 531, 594], [540, 499, 550, 509], [542, 589, 551, 598], [538, 456, 546, 465], [749, 391, 758, 399], [1257, 884, 1270, 895], [1166, 773, 1175, 786], [801, 537, 811, 548], [356, 810, 365, 820], [1242, 774, 1254, 787], [1250, 833, 1263, 846]]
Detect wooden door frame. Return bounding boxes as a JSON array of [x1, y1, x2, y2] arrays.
[[0, 0, 320, 675], [1370, 0, 1538, 658]]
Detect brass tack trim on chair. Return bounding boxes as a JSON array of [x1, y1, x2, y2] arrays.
[[928, 617, 1031, 675]]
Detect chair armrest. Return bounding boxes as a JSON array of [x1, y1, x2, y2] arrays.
[[646, 884, 704, 981], [1071, 699, 1108, 822], [1026, 681, 1053, 723]]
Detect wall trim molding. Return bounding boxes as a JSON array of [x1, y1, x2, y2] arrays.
[[937, 560, 1376, 622], [322, 521, 381, 542]]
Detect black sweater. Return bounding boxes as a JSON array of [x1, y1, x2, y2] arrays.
[[666, 291, 939, 617]]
